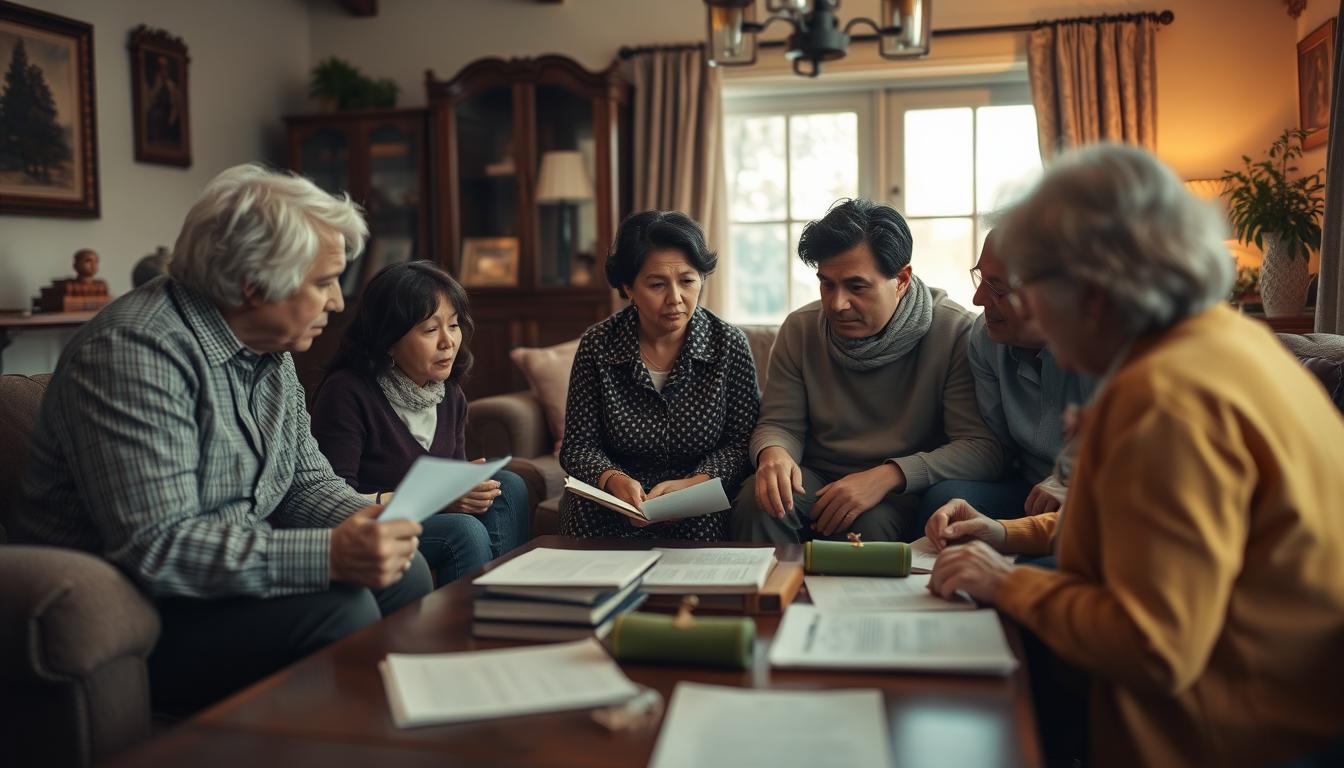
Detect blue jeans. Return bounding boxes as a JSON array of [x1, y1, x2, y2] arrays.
[[916, 479, 1032, 538], [419, 469, 530, 584]]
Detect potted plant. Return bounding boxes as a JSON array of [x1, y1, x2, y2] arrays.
[[309, 57, 399, 111], [1220, 128, 1325, 316]]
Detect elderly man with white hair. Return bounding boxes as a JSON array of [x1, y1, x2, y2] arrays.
[[15, 164, 432, 711], [923, 144, 1344, 767]]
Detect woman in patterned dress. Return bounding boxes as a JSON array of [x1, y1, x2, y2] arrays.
[[559, 211, 761, 540]]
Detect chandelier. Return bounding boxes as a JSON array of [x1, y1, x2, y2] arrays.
[[703, 0, 933, 77]]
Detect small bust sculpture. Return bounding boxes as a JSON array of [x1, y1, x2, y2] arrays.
[[74, 248, 100, 282]]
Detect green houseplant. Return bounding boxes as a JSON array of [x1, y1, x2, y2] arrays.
[[309, 57, 399, 111], [1219, 128, 1325, 316]]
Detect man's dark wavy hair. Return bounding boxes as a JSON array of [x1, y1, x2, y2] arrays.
[[797, 198, 914, 278]]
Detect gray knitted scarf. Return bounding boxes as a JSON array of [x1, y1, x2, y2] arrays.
[[377, 365, 446, 413], [822, 275, 934, 371]]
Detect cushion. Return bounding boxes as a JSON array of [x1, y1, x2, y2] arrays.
[[1277, 332, 1344, 415], [509, 339, 580, 454]]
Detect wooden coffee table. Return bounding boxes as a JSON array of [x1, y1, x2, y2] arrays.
[[108, 536, 1042, 767]]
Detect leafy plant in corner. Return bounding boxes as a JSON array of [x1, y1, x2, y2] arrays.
[[1219, 128, 1324, 259], [309, 57, 399, 111]]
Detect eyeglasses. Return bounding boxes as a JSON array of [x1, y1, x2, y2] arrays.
[[969, 267, 1011, 298]]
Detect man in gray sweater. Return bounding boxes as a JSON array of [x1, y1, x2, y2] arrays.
[[729, 199, 1002, 543]]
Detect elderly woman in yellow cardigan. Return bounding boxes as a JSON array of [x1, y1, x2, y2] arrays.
[[925, 144, 1344, 768]]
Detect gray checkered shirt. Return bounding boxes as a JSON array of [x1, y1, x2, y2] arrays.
[[15, 278, 366, 599]]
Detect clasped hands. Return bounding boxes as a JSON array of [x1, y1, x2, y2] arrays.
[[924, 498, 1016, 605], [753, 447, 905, 536]]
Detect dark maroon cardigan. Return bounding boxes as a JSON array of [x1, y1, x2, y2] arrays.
[[310, 368, 468, 495]]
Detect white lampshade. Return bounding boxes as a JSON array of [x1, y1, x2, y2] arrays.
[[535, 150, 594, 203]]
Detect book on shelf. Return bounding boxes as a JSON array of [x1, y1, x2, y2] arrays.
[[562, 476, 731, 524]]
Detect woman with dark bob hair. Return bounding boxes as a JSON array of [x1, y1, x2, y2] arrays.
[[559, 210, 761, 539], [311, 261, 528, 582]]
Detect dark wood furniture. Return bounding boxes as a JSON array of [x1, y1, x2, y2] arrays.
[[426, 57, 630, 399], [0, 310, 97, 373], [108, 536, 1041, 768], [1250, 311, 1316, 335], [284, 108, 432, 399]]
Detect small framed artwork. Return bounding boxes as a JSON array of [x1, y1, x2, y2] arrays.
[[461, 237, 520, 287], [0, 1, 99, 217], [1297, 17, 1336, 151], [128, 25, 190, 166]]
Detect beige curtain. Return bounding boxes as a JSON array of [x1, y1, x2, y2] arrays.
[[1315, 1, 1344, 333], [627, 47, 730, 313], [1027, 18, 1157, 161]]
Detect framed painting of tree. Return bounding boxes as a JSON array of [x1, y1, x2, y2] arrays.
[[0, 1, 98, 217]]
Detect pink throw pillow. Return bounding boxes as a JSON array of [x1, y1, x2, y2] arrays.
[[509, 339, 580, 455]]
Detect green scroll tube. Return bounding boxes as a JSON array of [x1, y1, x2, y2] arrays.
[[804, 540, 912, 577], [607, 612, 755, 670]]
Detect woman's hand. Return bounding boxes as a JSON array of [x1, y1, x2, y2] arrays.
[[646, 474, 710, 500], [925, 498, 1008, 552], [927, 541, 1015, 605], [605, 473, 651, 527], [448, 459, 501, 515]]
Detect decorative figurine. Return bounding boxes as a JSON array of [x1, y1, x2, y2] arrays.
[[33, 249, 114, 313]]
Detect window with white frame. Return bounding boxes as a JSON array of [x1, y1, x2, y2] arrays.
[[723, 82, 1042, 324]]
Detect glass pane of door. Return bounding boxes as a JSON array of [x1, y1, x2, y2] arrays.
[[534, 85, 596, 287], [908, 217, 976, 309], [789, 112, 858, 218], [300, 127, 350, 195], [363, 123, 421, 293], [730, 223, 789, 323], [456, 86, 519, 286], [725, 115, 787, 222], [904, 108, 973, 217], [975, 105, 1042, 211]]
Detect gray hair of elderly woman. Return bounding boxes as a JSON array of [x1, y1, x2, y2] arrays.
[[168, 164, 368, 307], [992, 143, 1234, 336]]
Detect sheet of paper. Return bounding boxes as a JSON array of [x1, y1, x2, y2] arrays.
[[768, 604, 1018, 676], [642, 547, 776, 593], [379, 455, 512, 523], [641, 477, 731, 522], [649, 683, 893, 768], [804, 575, 976, 612], [909, 537, 940, 574], [472, 548, 661, 588], [563, 476, 731, 523], [380, 638, 638, 728]]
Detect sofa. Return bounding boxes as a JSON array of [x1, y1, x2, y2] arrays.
[[465, 327, 1344, 533], [0, 374, 160, 768]]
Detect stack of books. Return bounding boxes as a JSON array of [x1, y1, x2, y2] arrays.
[[471, 549, 660, 641]]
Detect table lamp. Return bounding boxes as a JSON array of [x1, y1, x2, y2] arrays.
[[535, 150, 594, 285]]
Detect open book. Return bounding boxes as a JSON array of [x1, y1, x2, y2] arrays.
[[563, 476, 731, 523]]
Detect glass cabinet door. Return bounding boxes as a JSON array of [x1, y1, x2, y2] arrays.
[[534, 85, 597, 288], [363, 122, 422, 291], [455, 87, 520, 287], [299, 127, 360, 295]]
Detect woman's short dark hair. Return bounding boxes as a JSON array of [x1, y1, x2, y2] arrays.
[[326, 261, 474, 385], [605, 210, 717, 298], [797, 198, 914, 278]]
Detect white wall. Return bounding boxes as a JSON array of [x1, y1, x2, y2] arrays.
[[1, 0, 309, 374]]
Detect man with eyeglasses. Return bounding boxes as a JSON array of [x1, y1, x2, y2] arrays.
[[916, 232, 1096, 535]]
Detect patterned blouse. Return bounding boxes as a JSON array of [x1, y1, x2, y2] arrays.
[[559, 305, 761, 540]]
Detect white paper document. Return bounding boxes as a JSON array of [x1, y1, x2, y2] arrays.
[[804, 574, 976, 612], [641, 547, 777, 594], [909, 537, 940, 574], [379, 455, 512, 523], [563, 476, 731, 523], [472, 548, 661, 589], [649, 683, 893, 768], [769, 604, 1018, 676], [379, 638, 639, 728]]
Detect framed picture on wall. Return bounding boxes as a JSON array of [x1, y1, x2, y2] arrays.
[[1297, 17, 1336, 150], [0, 0, 99, 217], [128, 25, 190, 166], [461, 237, 520, 287]]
